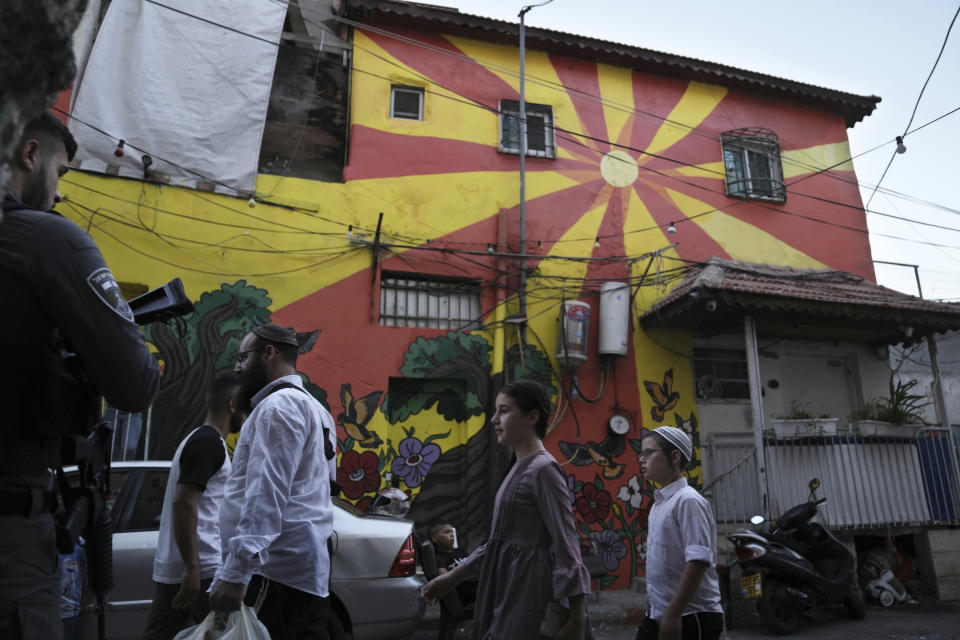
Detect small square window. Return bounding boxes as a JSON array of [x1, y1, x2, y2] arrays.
[[721, 128, 785, 202], [499, 100, 556, 158], [391, 86, 424, 120]]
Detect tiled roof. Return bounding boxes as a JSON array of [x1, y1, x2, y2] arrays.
[[642, 258, 960, 340], [343, 0, 881, 127], [648, 258, 960, 316]]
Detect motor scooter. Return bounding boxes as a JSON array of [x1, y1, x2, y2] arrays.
[[728, 478, 866, 634]]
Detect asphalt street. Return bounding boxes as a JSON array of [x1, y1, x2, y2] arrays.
[[402, 591, 960, 640]]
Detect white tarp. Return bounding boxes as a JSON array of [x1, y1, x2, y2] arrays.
[[69, 0, 286, 194]]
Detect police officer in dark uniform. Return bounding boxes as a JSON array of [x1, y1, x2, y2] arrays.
[[0, 112, 160, 639]]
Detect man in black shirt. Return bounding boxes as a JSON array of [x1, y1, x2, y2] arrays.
[[144, 374, 243, 640]]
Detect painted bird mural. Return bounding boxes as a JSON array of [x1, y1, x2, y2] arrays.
[[557, 432, 625, 479], [337, 383, 384, 449], [645, 368, 680, 422]]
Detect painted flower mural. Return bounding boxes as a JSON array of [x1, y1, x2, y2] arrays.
[[391, 436, 441, 488], [590, 529, 628, 571], [617, 475, 645, 510], [338, 450, 381, 499], [576, 482, 612, 524]]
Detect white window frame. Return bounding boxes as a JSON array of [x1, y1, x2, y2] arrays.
[[390, 85, 424, 120], [721, 128, 786, 203], [498, 99, 556, 158], [379, 273, 482, 329]]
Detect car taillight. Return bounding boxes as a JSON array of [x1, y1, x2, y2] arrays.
[[388, 534, 416, 577], [735, 543, 766, 560]]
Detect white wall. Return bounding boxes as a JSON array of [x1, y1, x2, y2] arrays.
[[694, 334, 892, 442]]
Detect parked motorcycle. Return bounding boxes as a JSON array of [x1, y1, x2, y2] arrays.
[[728, 478, 866, 634]]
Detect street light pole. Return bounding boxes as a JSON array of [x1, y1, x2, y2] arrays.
[[518, 0, 553, 337]]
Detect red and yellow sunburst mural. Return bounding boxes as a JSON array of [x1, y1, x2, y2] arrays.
[[58, 20, 873, 590]]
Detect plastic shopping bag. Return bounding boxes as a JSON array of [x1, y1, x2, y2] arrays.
[[173, 606, 270, 640]]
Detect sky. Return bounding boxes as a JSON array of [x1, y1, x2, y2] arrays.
[[434, 0, 960, 300]]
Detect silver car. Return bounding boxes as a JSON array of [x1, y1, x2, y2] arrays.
[[68, 461, 425, 639]]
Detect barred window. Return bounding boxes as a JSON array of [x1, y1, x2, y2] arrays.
[[692, 348, 749, 400], [499, 99, 556, 158], [379, 273, 482, 329], [721, 128, 786, 202]]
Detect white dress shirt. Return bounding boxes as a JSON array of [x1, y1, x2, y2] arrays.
[[216, 375, 337, 597], [645, 476, 723, 619]]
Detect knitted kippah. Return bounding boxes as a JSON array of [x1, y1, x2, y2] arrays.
[[654, 425, 692, 462], [252, 323, 299, 346]]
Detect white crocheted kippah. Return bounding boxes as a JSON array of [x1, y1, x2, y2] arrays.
[[654, 426, 692, 462]]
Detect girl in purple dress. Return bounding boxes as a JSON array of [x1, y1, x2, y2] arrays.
[[422, 380, 591, 640]]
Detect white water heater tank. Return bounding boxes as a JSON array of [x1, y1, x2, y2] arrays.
[[598, 281, 630, 357], [556, 300, 590, 367]]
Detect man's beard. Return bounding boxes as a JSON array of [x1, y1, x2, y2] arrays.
[[20, 170, 52, 211], [228, 406, 246, 434], [236, 358, 268, 415]]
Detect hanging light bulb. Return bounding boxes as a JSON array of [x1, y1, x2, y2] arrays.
[[667, 221, 677, 234], [895, 136, 907, 154], [487, 244, 495, 254], [346, 224, 354, 242], [114, 139, 125, 157], [247, 196, 256, 208], [594, 237, 601, 249]]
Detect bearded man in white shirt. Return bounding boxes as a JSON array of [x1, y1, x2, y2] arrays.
[[210, 324, 338, 639], [637, 426, 723, 640]]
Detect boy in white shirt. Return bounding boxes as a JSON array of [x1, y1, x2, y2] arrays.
[[638, 426, 723, 640]]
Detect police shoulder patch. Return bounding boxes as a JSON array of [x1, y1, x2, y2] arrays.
[[86, 267, 134, 322]]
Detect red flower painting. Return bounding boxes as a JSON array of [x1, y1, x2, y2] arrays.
[[338, 450, 381, 499], [576, 483, 612, 524]]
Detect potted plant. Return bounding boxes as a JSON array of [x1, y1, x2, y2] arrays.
[[770, 399, 838, 437], [849, 377, 929, 437]]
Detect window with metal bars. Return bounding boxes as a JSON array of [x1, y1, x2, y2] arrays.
[[692, 348, 750, 400], [498, 99, 556, 158], [379, 273, 482, 329], [721, 128, 786, 202]]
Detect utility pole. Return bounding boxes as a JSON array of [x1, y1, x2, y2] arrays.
[[517, 0, 553, 337]]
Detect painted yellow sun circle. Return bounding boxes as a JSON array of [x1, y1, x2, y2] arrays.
[[600, 150, 639, 187]]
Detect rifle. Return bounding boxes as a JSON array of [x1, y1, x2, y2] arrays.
[[57, 278, 194, 640]]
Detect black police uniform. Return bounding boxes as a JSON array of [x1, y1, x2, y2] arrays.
[[0, 193, 160, 638]]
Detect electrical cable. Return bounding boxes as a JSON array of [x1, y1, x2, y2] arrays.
[[140, 0, 960, 222], [68, 3, 960, 257], [863, 3, 960, 211]]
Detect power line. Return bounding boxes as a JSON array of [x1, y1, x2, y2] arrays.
[[69, 2, 960, 253], [863, 3, 960, 211]]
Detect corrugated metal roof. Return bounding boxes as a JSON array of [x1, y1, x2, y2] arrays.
[[343, 0, 881, 127]]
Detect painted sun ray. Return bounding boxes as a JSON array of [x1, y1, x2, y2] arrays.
[[596, 64, 635, 147], [524, 196, 612, 349], [631, 181, 729, 263], [445, 35, 599, 152], [643, 82, 728, 158], [627, 72, 692, 157], [550, 56, 610, 154], [781, 141, 855, 179], [345, 126, 599, 181], [661, 187, 827, 268], [634, 167, 869, 270], [353, 30, 501, 148]]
